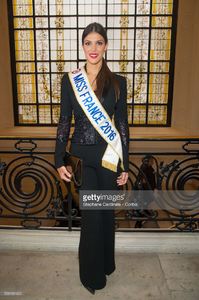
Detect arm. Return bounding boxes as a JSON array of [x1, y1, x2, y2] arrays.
[[54, 73, 73, 170], [114, 76, 129, 173]]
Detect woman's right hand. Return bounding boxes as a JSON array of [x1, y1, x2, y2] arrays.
[[57, 166, 72, 182]]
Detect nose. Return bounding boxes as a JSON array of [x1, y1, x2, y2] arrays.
[[90, 42, 97, 51]]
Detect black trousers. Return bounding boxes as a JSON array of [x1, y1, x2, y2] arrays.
[[70, 143, 118, 290]]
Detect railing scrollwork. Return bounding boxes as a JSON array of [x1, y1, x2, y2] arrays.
[[0, 137, 198, 232]]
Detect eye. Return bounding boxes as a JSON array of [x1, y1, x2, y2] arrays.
[[84, 41, 91, 46], [96, 41, 104, 46]]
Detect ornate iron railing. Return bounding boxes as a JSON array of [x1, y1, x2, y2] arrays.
[[0, 137, 198, 232]]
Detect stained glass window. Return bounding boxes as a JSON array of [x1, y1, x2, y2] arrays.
[[8, 0, 178, 126]]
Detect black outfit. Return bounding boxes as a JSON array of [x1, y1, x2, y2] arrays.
[[55, 70, 129, 290]]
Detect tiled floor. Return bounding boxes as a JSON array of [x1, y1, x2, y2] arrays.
[[0, 250, 199, 300]]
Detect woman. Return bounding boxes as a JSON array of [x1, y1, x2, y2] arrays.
[[55, 22, 129, 294]]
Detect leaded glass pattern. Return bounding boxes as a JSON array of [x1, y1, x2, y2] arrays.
[[8, 0, 178, 126]]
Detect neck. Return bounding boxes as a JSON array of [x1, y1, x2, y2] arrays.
[[86, 60, 103, 76]]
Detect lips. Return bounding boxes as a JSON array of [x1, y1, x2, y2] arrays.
[[89, 53, 98, 59]]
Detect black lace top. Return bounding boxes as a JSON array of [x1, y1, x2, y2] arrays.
[[54, 72, 129, 171]]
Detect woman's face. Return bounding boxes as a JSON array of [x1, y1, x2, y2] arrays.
[[82, 32, 108, 66]]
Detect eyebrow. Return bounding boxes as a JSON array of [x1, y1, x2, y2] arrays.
[[84, 39, 104, 43]]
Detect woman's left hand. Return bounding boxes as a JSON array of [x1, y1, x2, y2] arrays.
[[117, 172, 128, 186]]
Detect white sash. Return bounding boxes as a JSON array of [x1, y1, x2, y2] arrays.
[[68, 67, 124, 172]]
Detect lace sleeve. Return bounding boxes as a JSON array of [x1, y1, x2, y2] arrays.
[[54, 74, 73, 169], [57, 115, 72, 143]]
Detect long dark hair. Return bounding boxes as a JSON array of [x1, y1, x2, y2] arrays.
[[82, 22, 120, 99]]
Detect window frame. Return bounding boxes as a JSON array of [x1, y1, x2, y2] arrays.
[[7, 0, 179, 127]]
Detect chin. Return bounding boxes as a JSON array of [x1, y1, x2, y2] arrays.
[[87, 58, 103, 65]]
